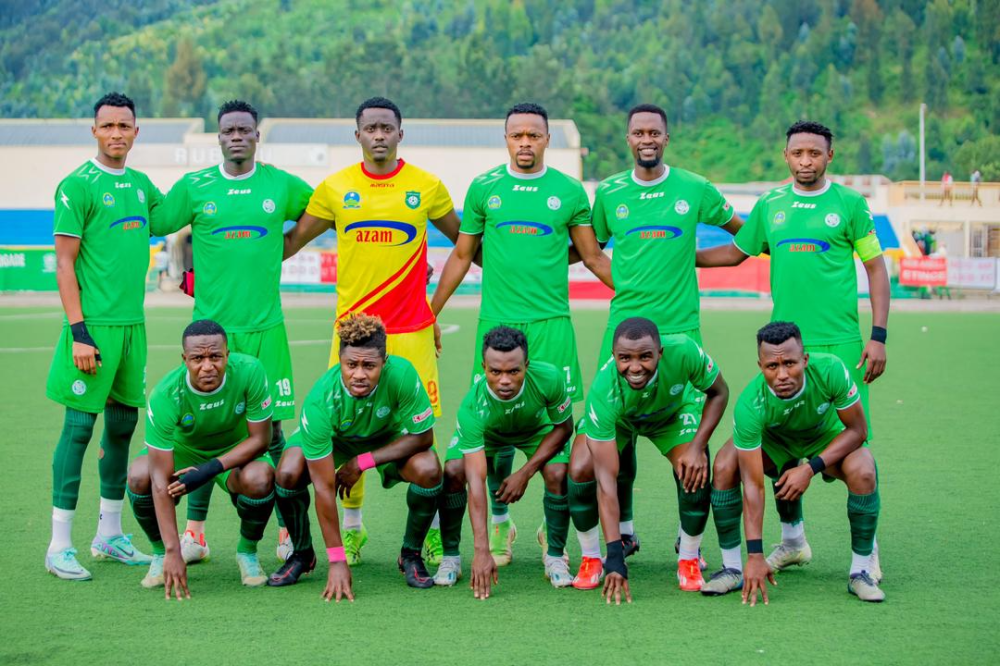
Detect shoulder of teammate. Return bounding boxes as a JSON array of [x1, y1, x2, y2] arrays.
[[531, 361, 573, 423], [734, 186, 786, 255], [671, 334, 719, 390], [298, 369, 339, 458], [591, 170, 629, 241], [129, 169, 165, 209], [263, 163, 314, 217], [306, 165, 356, 221], [461, 166, 505, 233], [811, 353, 860, 410], [583, 361, 620, 440], [398, 161, 454, 218], [732, 376, 766, 451], [555, 169, 592, 222], [230, 353, 273, 419], [53, 171, 93, 236], [386, 355, 434, 429], [145, 366, 186, 449], [681, 169, 733, 226]]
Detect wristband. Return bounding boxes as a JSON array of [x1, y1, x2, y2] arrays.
[[871, 326, 887, 344], [69, 322, 101, 360], [357, 452, 377, 471], [327, 546, 346, 563], [179, 458, 224, 493], [603, 539, 628, 579], [746, 539, 764, 554], [808, 456, 826, 475]]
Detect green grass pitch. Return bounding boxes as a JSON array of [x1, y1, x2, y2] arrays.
[[1, 304, 997, 665]]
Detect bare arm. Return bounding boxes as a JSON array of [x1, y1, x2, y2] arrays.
[[696, 242, 750, 268], [721, 213, 744, 236], [55, 235, 99, 375], [336, 429, 434, 500], [568, 225, 613, 289], [430, 233, 481, 316], [860, 255, 890, 383], [737, 442, 775, 606], [674, 373, 730, 493], [148, 447, 189, 600], [589, 436, 622, 545], [217, 418, 271, 470], [464, 449, 497, 599], [495, 419, 574, 504], [284, 212, 334, 260], [307, 455, 344, 551], [431, 209, 482, 267]]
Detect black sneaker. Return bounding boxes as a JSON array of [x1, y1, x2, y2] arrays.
[[622, 533, 641, 559], [398, 548, 434, 589], [267, 549, 316, 587]]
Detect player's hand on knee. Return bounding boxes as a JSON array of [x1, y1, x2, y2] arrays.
[[677, 448, 708, 493], [336, 459, 362, 496], [774, 464, 812, 501], [602, 572, 632, 605], [163, 553, 190, 601], [742, 555, 776, 607], [496, 470, 529, 504], [72, 341, 101, 375], [323, 562, 354, 603], [471, 548, 497, 600]]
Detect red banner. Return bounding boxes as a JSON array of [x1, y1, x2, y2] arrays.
[[899, 257, 948, 286]]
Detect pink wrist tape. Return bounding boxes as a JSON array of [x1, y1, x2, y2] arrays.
[[327, 547, 346, 563], [357, 452, 376, 471]]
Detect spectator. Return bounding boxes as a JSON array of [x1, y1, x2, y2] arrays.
[[939, 171, 953, 207], [970, 169, 982, 207]]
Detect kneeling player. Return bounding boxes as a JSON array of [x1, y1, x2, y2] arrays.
[[703, 321, 883, 604], [569, 317, 729, 602], [267, 315, 442, 595], [436, 326, 575, 596], [127, 320, 276, 599]]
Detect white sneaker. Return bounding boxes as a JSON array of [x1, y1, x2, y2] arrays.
[[276, 529, 293, 563], [180, 530, 210, 564], [433, 556, 462, 586], [236, 552, 267, 587], [142, 554, 165, 589], [544, 554, 573, 588], [766, 541, 812, 570], [870, 545, 882, 583]]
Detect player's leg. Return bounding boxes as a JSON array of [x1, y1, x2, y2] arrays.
[[393, 449, 444, 589], [568, 424, 623, 590], [330, 329, 369, 562], [434, 449, 467, 586], [226, 459, 276, 587], [766, 457, 812, 571], [663, 440, 712, 592], [267, 437, 317, 587], [181, 484, 212, 563], [825, 447, 884, 601], [125, 453, 166, 588], [540, 457, 572, 588]]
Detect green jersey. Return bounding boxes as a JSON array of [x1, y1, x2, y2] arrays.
[[461, 165, 591, 322], [592, 167, 732, 333], [144, 353, 273, 458], [53, 159, 164, 325], [733, 182, 882, 345], [298, 356, 435, 461], [154, 163, 313, 332], [453, 361, 573, 454], [584, 334, 720, 445], [732, 353, 860, 457]]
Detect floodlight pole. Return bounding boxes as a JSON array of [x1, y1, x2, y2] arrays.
[[919, 103, 926, 201]]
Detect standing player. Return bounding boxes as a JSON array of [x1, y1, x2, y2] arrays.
[[570, 318, 729, 600], [266, 315, 442, 592], [152, 100, 313, 563], [697, 121, 889, 586], [431, 102, 612, 567], [571, 103, 742, 577], [127, 320, 276, 596], [436, 326, 575, 592], [283, 97, 461, 566], [706, 322, 883, 603], [44, 92, 160, 580]]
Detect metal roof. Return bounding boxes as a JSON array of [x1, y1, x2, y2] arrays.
[[0, 119, 202, 145]]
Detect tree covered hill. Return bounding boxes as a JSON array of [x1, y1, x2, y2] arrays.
[[1, 0, 997, 181]]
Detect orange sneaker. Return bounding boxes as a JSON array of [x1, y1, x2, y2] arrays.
[[572, 556, 604, 590], [677, 558, 704, 592]]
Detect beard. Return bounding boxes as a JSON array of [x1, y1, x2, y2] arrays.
[[637, 156, 661, 169]]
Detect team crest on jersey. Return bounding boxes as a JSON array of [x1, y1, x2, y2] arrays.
[[773, 211, 786, 225], [137, 189, 146, 204], [547, 196, 562, 211], [262, 199, 276, 214], [376, 406, 391, 419], [488, 195, 502, 210], [817, 402, 831, 415], [343, 191, 361, 209], [71, 380, 87, 396], [405, 191, 421, 210], [102, 193, 115, 207], [674, 200, 690, 215], [670, 384, 684, 396], [616, 204, 629, 220], [235, 401, 245, 415], [203, 202, 218, 216], [181, 413, 195, 428], [825, 213, 841, 228]]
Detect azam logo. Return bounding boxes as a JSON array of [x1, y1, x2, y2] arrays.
[[674, 200, 690, 215], [376, 406, 390, 419], [102, 193, 115, 207], [137, 190, 146, 204], [203, 202, 218, 216], [262, 199, 276, 214], [235, 401, 246, 415], [670, 384, 684, 395], [547, 196, 562, 210], [405, 191, 421, 209], [71, 380, 87, 396], [616, 204, 629, 220], [488, 195, 502, 210], [825, 213, 841, 228], [343, 191, 361, 209]]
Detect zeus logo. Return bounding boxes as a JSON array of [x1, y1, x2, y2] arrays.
[[345, 220, 417, 246], [625, 225, 682, 240], [211, 225, 268, 240], [791, 202, 816, 209], [776, 238, 831, 253], [108, 216, 147, 231], [496, 221, 553, 236]]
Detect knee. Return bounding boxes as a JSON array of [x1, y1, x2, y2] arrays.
[[127, 459, 150, 494], [239, 463, 275, 498], [543, 463, 567, 493], [275, 453, 305, 489], [846, 458, 877, 495], [412, 452, 443, 487], [444, 459, 466, 493], [712, 442, 739, 489]]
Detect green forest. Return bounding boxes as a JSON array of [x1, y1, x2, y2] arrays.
[[1, 0, 997, 181]]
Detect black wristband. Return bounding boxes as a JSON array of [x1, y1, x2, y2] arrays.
[[871, 326, 887, 344], [746, 539, 764, 554], [808, 456, 826, 475], [603, 539, 628, 579], [179, 458, 224, 493], [70, 321, 97, 347]]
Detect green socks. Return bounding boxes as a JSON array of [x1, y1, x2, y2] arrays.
[[98, 403, 137, 501], [275, 482, 312, 552], [127, 487, 161, 545], [617, 440, 637, 522], [439, 490, 468, 557], [52, 408, 97, 510], [675, 473, 711, 536], [403, 482, 443, 550], [542, 491, 570, 557], [488, 448, 515, 516], [234, 491, 275, 553], [267, 424, 287, 529], [772, 478, 804, 525], [567, 477, 599, 532], [185, 483, 213, 522], [711, 486, 743, 550], [847, 488, 880, 556]]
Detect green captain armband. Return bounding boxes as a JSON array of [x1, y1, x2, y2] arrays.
[[854, 234, 883, 262]]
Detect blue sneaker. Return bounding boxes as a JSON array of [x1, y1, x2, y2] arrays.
[[142, 554, 165, 589], [237, 552, 267, 587], [45, 548, 92, 581], [91, 533, 153, 565]]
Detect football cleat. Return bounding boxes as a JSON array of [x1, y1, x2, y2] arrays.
[[766, 541, 812, 571], [180, 530, 210, 564], [90, 533, 152, 566], [674, 536, 706, 570], [398, 548, 434, 589], [141, 554, 165, 589], [848, 571, 885, 602], [536, 521, 548, 555], [700, 567, 744, 596], [490, 518, 517, 567], [276, 528, 293, 563], [677, 558, 705, 592], [623, 533, 641, 559], [236, 552, 267, 587], [870, 546, 882, 584], [342, 524, 368, 567], [267, 548, 316, 587], [433, 556, 462, 587], [571, 556, 604, 590], [423, 527, 443, 567], [45, 548, 92, 581], [544, 554, 573, 588]]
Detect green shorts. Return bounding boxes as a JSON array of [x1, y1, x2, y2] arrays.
[[46, 322, 147, 413], [230, 323, 295, 422], [137, 445, 273, 490], [580, 386, 703, 456], [759, 431, 870, 484], [597, 325, 703, 372], [474, 316, 583, 402], [806, 340, 872, 440], [444, 424, 571, 465], [283, 432, 416, 490]]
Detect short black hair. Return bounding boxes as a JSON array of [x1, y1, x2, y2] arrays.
[[627, 103, 668, 132], [613, 317, 660, 348], [482, 326, 528, 361], [218, 99, 259, 125], [338, 314, 388, 356], [756, 321, 803, 348], [505, 102, 548, 130], [356, 96, 402, 126], [183, 319, 227, 344], [94, 92, 136, 119], [786, 120, 834, 149]]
